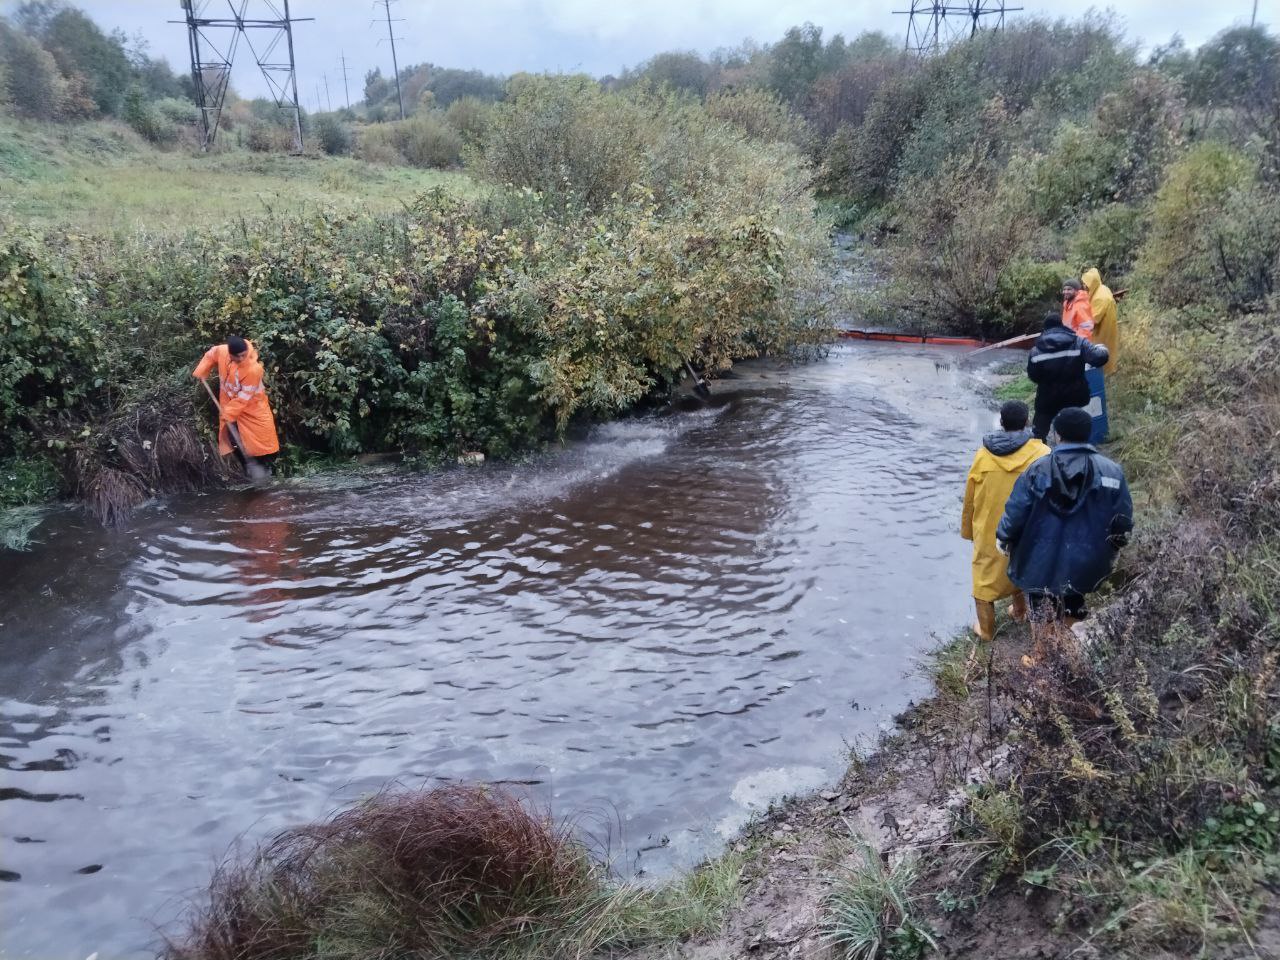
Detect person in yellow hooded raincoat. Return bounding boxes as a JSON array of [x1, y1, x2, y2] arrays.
[[961, 400, 1050, 641], [1082, 268, 1118, 375], [193, 335, 280, 461]]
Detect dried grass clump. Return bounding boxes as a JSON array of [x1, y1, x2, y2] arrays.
[[163, 785, 629, 960], [72, 387, 231, 526], [80, 462, 149, 529]]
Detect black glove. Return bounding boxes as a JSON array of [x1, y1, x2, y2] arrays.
[[1108, 532, 1129, 549]]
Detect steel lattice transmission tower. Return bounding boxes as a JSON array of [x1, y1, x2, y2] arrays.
[[176, 0, 313, 151], [895, 1, 1021, 55]]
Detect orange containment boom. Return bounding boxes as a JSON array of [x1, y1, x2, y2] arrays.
[[837, 329, 991, 348]]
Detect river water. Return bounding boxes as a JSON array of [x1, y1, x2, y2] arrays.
[[0, 344, 999, 959]]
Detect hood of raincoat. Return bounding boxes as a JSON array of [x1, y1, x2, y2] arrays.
[[1046, 443, 1098, 514], [983, 428, 1035, 460], [1082, 268, 1102, 297]]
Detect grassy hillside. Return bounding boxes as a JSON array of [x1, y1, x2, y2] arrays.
[[0, 118, 475, 233]]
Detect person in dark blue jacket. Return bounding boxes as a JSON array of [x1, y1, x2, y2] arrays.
[[1027, 311, 1111, 440], [996, 407, 1133, 664]]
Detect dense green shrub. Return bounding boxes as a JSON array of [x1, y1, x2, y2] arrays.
[[703, 87, 800, 143], [0, 231, 101, 446], [391, 113, 462, 168], [480, 75, 648, 211], [30, 5, 132, 116], [623, 50, 717, 96], [0, 22, 66, 120], [829, 65, 927, 203], [990, 258, 1069, 332], [1067, 203, 1146, 276], [10, 147, 826, 513], [245, 122, 294, 153], [444, 95, 491, 147], [354, 115, 461, 167], [1137, 143, 1269, 311], [313, 115, 351, 156], [886, 154, 1042, 335], [1030, 122, 1125, 224], [122, 86, 175, 144], [351, 122, 400, 164], [154, 97, 198, 128], [1183, 27, 1280, 178], [1030, 74, 1181, 227]]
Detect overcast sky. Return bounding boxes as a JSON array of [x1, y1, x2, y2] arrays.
[[2, 1, 1268, 110]]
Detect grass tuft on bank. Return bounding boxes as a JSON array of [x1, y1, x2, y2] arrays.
[[163, 785, 741, 960]]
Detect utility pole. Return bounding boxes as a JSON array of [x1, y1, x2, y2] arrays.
[[375, 0, 406, 120], [1253, 0, 1259, 28], [175, 0, 313, 151], [894, 1, 1021, 55], [323, 72, 332, 111], [338, 50, 351, 109], [282, 0, 305, 152]]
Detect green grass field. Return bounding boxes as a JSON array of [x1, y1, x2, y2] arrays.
[[0, 118, 475, 234]]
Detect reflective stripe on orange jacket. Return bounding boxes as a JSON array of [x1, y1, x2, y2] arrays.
[[193, 342, 281, 457], [1062, 289, 1094, 339]]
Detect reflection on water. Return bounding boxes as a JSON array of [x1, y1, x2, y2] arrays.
[[0, 344, 994, 959]]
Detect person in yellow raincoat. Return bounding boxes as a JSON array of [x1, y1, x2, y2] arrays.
[[193, 335, 280, 462], [1082, 268, 1118, 375], [961, 400, 1050, 641]]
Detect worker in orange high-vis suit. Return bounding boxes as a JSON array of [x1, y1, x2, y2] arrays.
[[1061, 278, 1094, 339], [193, 335, 280, 463]]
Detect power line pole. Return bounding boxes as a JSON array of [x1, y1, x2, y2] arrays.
[[281, 0, 305, 153], [323, 71, 332, 111], [1253, 0, 1259, 28], [175, 0, 313, 151], [894, 1, 1021, 55], [338, 50, 351, 109], [374, 0, 406, 120]]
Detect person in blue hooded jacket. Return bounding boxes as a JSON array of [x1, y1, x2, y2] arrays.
[[996, 407, 1133, 664], [1027, 311, 1110, 440]]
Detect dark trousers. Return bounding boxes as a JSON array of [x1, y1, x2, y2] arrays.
[[1033, 384, 1090, 439]]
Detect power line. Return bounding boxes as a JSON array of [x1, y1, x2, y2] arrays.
[[372, 0, 406, 120]]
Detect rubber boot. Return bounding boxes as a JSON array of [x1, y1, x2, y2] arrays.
[[1010, 590, 1028, 624], [974, 599, 996, 643]]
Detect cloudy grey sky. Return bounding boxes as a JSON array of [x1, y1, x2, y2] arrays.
[[5, 1, 1268, 109]]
